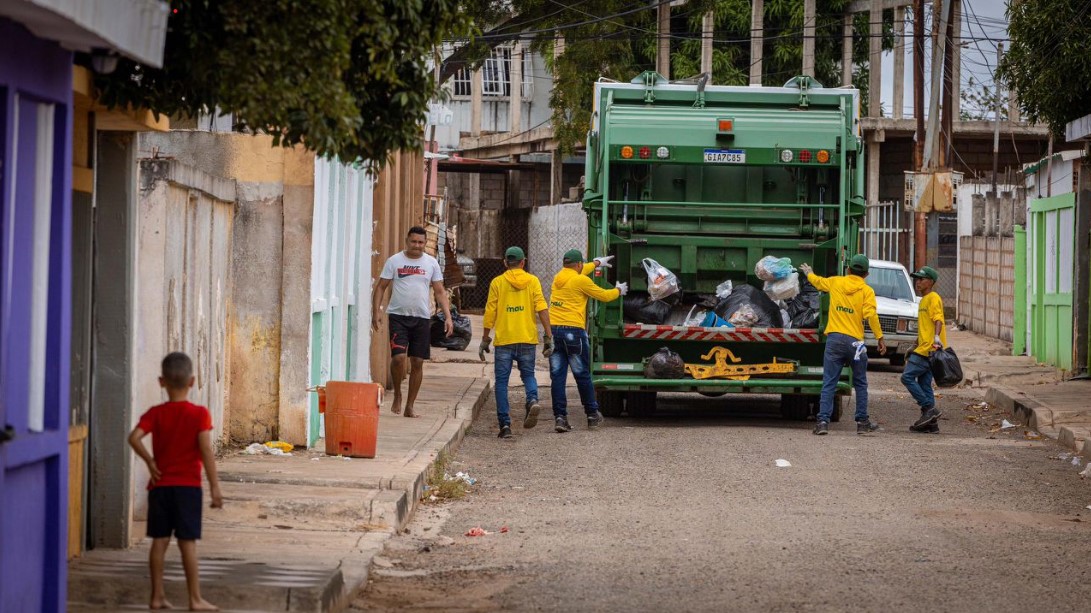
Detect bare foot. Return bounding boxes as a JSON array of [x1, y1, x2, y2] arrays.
[[391, 396, 402, 415], [403, 406, 421, 418], [189, 597, 219, 611], [150, 598, 174, 610]]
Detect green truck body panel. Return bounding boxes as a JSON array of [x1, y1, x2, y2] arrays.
[[583, 74, 865, 399]]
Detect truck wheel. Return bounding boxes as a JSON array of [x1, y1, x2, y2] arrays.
[[780, 394, 811, 421], [596, 389, 624, 418], [830, 395, 844, 422], [627, 391, 657, 417]]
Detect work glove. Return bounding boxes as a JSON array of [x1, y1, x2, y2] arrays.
[[616, 281, 629, 296], [933, 334, 943, 350], [799, 263, 813, 276], [478, 336, 492, 362], [542, 335, 554, 358], [594, 255, 615, 268]]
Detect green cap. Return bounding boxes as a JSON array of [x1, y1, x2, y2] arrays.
[[848, 254, 870, 273], [504, 246, 525, 261], [562, 249, 584, 264], [910, 265, 939, 281]]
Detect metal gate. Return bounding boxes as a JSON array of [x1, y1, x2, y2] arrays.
[[858, 200, 905, 263]]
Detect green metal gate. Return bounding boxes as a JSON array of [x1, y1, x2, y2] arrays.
[[1029, 193, 1075, 370]]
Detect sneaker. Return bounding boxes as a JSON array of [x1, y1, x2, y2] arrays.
[[912, 407, 942, 429], [523, 400, 541, 429], [910, 422, 940, 434], [587, 411, 604, 430], [813, 421, 829, 435], [498, 425, 513, 439], [857, 420, 880, 435], [554, 416, 572, 433]]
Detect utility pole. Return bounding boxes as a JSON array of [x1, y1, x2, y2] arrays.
[[893, 6, 905, 119], [802, 0, 816, 77], [868, 0, 881, 119], [939, 0, 957, 168], [842, 13, 853, 87], [921, 0, 951, 171], [657, 0, 670, 79], [750, 0, 764, 85], [701, 10, 714, 76], [913, 0, 925, 170], [992, 42, 1003, 195]]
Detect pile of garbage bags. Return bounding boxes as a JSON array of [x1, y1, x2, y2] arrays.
[[620, 254, 821, 329], [644, 347, 686, 379], [430, 307, 473, 351]]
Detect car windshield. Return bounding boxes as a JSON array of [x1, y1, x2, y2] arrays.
[[867, 267, 915, 302]]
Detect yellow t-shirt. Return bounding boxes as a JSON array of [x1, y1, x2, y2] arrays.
[[806, 272, 883, 341], [483, 269, 548, 346], [548, 263, 621, 329], [914, 291, 947, 357]]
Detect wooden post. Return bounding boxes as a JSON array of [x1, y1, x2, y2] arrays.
[[657, 1, 670, 79], [701, 11, 714, 76], [471, 66, 482, 137], [868, 0, 882, 118], [750, 0, 764, 85], [893, 6, 905, 119], [914, 0, 925, 170], [802, 0, 816, 77], [509, 43, 523, 134], [842, 13, 853, 87]]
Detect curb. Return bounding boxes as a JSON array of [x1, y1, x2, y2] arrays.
[[986, 385, 1090, 457], [329, 377, 491, 613]]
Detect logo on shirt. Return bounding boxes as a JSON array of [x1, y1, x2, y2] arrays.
[[835, 305, 855, 314], [397, 266, 427, 279], [550, 300, 564, 308], [505, 305, 525, 313]]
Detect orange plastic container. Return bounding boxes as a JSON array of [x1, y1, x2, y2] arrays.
[[321, 381, 382, 458]]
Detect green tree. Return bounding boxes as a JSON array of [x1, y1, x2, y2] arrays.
[[453, 0, 892, 154], [998, 0, 1091, 136], [96, 0, 469, 169]]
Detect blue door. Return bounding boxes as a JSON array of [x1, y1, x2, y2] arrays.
[[0, 28, 73, 612]]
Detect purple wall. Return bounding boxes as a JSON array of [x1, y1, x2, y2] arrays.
[[0, 17, 73, 613]]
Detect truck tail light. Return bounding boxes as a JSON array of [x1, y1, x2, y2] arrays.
[[718, 119, 733, 132], [620, 146, 634, 159], [656, 146, 670, 159], [638, 146, 651, 159], [798, 150, 812, 163], [779, 149, 794, 163], [817, 149, 830, 163]]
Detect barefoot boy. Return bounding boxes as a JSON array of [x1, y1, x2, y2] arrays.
[[128, 352, 223, 611]]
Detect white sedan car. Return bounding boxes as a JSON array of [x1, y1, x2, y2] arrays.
[[863, 259, 920, 366]]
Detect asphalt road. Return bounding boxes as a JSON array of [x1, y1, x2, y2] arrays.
[[352, 366, 1091, 613]]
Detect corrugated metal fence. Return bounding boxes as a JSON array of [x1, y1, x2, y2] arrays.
[[957, 236, 1015, 341]]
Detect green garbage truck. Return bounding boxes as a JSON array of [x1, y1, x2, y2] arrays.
[[583, 72, 865, 421]]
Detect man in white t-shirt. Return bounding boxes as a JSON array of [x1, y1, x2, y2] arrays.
[[372, 226, 453, 417]]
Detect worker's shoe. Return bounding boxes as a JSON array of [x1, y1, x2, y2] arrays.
[[857, 420, 880, 435], [498, 425, 513, 439], [554, 416, 572, 433], [523, 400, 541, 429], [813, 421, 830, 435], [587, 411, 605, 430], [912, 407, 942, 429]]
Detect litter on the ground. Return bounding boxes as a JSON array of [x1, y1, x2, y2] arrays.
[[264, 440, 294, 453], [244, 442, 292, 456], [1081, 465, 1091, 478], [1073, 456, 1083, 467], [445, 471, 477, 485], [1024, 431, 1043, 440], [967, 402, 989, 410], [500, 526, 510, 534], [775, 459, 792, 468], [1000, 419, 1016, 429], [465, 527, 490, 537]]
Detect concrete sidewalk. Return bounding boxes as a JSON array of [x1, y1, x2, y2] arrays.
[[949, 328, 1091, 460], [68, 373, 491, 613]]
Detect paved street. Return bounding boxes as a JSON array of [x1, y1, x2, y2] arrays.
[[352, 367, 1091, 612]]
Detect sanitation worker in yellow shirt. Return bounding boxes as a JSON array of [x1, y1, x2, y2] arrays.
[[902, 265, 947, 434], [799, 254, 887, 436], [479, 247, 553, 440], [547, 249, 627, 433]]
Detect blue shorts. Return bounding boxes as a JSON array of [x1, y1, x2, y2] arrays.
[[147, 486, 203, 540]]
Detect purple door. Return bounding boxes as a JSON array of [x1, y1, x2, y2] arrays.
[[0, 21, 73, 613]]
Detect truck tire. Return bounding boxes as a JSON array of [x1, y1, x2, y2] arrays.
[[780, 394, 811, 421], [596, 389, 624, 418], [830, 395, 844, 422], [802, 395, 843, 422], [627, 391, 657, 417]]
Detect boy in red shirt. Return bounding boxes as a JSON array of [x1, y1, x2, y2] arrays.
[[128, 352, 223, 611]]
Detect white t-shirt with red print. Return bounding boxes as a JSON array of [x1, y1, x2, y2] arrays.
[[379, 251, 443, 319]]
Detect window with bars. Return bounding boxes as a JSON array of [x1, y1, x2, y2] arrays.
[[450, 46, 535, 99]]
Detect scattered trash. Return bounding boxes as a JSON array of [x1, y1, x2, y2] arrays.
[[244, 442, 292, 456], [714, 284, 782, 328], [1073, 456, 1084, 467], [449, 471, 477, 486], [623, 291, 677, 325], [1023, 431, 1043, 440], [755, 256, 794, 281], [700, 311, 734, 328], [775, 459, 792, 468], [264, 440, 294, 453], [764, 272, 801, 301], [728, 304, 760, 327], [644, 347, 686, 379], [430, 306, 473, 351], [500, 526, 510, 534], [1000, 420, 1016, 429], [1081, 465, 1091, 479], [465, 527, 490, 537], [642, 258, 681, 301], [967, 402, 990, 411], [715, 280, 734, 299]]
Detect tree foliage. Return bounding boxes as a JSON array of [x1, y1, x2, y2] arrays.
[[959, 76, 1007, 122], [454, 0, 893, 154], [998, 0, 1091, 137], [96, 0, 469, 169]]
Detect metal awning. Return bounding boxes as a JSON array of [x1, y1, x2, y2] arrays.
[[437, 156, 540, 173]]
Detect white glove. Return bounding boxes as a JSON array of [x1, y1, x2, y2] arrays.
[[799, 263, 813, 276], [594, 255, 614, 268], [616, 281, 629, 296]]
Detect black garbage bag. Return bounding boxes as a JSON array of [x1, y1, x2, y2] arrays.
[[623, 291, 679, 325], [785, 275, 820, 329], [644, 347, 686, 379], [713, 284, 782, 327], [430, 307, 473, 351], [930, 347, 964, 387]]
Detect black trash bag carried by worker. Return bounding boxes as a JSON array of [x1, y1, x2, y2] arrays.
[[930, 347, 964, 387], [430, 307, 473, 351], [713, 284, 781, 328], [644, 347, 686, 379], [623, 291, 680, 325], [784, 275, 821, 329]]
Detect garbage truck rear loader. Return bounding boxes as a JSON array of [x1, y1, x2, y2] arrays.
[[583, 73, 865, 420]]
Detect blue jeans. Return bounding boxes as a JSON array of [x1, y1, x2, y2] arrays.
[[818, 332, 870, 423], [494, 343, 539, 427], [549, 326, 598, 417], [900, 352, 935, 410]]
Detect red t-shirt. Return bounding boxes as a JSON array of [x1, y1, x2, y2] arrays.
[[137, 401, 213, 490]]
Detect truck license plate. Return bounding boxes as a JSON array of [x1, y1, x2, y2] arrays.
[[703, 149, 746, 164]]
